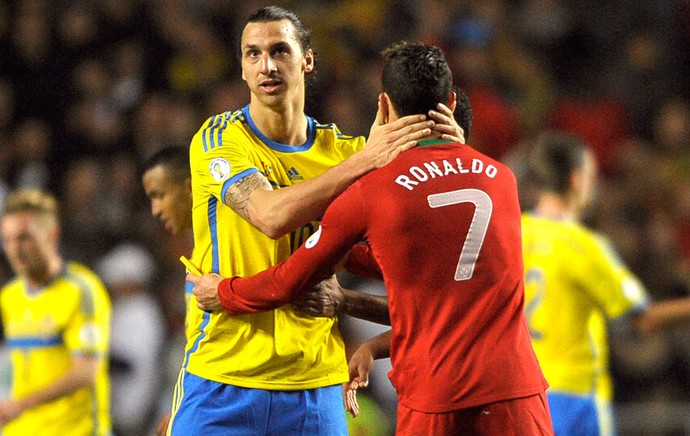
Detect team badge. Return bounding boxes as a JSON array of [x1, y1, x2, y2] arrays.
[[209, 158, 231, 182], [79, 322, 100, 347], [305, 225, 322, 249]]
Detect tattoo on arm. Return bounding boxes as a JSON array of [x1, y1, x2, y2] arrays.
[[224, 172, 272, 222]]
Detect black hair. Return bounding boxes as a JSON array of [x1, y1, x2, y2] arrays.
[[526, 131, 587, 194], [140, 146, 190, 183], [243, 6, 312, 55], [381, 42, 453, 118]]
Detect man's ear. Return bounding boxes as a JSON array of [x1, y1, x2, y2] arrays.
[[380, 93, 391, 124], [448, 91, 457, 113], [304, 48, 315, 73], [382, 92, 402, 123]]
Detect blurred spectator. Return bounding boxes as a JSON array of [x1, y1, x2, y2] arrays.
[[59, 158, 110, 265], [606, 32, 678, 141], [164, 16, 230, 99], [110, 40, 148, 114], [97, 242, 165, 436], [131, 93, 200, 160], [10, 118, 52, 191], [548, 91, 630, 177], [0, 78, 16, 131], [444, 6, 521, 159], [64, 57, 127, 157]]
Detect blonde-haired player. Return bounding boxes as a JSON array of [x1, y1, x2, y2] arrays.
[[0, 189, 112, 435]]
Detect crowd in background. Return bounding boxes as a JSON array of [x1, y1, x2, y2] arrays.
[[1, 0, 690, 434]]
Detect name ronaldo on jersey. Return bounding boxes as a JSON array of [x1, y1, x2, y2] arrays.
[[394, 157, 498, 191]]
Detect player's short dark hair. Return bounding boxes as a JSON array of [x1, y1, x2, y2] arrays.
[[381, 42, 453, 118], [244, 6, 312, 54], [141, 146, 190, 184], [527, 131, 587, 194]]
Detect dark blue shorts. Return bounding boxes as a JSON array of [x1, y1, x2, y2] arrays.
[[169, 371, 348, 435]]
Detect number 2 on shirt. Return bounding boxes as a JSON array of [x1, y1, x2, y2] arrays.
[[427, 188, 493, 281]]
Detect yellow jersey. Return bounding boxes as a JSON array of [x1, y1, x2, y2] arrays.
[[186, 105, 365, 389], [521, 213, 648, 400], [0, 262, 112, 436]]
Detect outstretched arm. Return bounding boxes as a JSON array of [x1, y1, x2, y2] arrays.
[[634, 297, 690, 335], [226, 94, 434, 238], [191, 180, 370, 314]]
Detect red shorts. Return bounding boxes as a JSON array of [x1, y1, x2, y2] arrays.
[[396, 391, 554, 436]]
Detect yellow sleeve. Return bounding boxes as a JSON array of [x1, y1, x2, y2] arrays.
[[63, 269, 111, 357], [190, 113, 260, 206], [578, 234, 649, 320]]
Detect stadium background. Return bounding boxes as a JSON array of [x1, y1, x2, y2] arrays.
[[0, 0, 690, 434]]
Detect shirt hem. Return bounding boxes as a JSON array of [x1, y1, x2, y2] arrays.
[[186, 367, 350, 391], [398, 384, 549, 414]]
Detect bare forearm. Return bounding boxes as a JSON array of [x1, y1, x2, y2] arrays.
[[248, 153, 374, 238], [340, 289, 390, 325], [14, 358, 98, 412], [363, 330, 392, 360], [635, 297, 690, 335]]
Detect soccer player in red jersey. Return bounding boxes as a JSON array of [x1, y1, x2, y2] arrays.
[[189, 41, 553, 435]]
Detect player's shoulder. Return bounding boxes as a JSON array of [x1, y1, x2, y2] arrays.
[[523, 213, 604, 255], [311, 118, 365, 147], [197, 108, 244, 130], [62, 262, 111, 301], [0, 276, 24, 299], [191, 108, 248, 152]]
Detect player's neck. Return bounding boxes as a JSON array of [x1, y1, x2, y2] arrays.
[[533, 193, 578, 222], [26, 256, 64, 289], [249, 100, 308, 146]]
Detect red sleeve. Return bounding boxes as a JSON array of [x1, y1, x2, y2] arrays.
[[218, 184, 368, 315], [344, 243, 383, 280]]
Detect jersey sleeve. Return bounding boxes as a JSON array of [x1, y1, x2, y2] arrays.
[[63, 279, 110, 357], [581, 234, 649, 320], [190, 114, 260, 206], [219, 183, 369, 314]]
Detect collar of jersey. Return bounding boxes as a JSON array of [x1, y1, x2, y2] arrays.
[[416, 138, 456, 148], [242, 105, 316, 153]]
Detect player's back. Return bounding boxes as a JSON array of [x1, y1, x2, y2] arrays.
[[354, 140, 546, 412], [521, 213, 648, 398]]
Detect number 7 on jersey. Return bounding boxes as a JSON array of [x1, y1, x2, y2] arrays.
[[427, 188, 493, 281]]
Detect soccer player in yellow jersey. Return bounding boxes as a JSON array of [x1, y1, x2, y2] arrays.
[[141, 146, 194, 436], [520, 131, 690, 436], [0, 189, 112, 436], [169, 6, 464, 435]]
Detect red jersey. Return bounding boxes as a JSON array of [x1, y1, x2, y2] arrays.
[[219, 140, 548, 412]]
